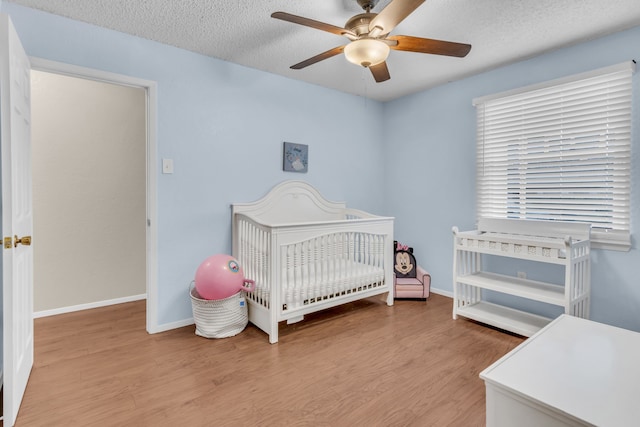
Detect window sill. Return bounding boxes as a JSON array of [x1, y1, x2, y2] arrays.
[[591, 231, 631, 252]]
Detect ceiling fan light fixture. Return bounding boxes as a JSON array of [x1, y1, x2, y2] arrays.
[[344, 39, 390, 68]]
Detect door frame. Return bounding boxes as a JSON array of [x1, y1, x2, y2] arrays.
[[29, 57, 159, 333]]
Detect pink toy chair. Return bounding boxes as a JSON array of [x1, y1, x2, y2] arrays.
[[393, 241, 431, 301], [394, 266, 431, 300]]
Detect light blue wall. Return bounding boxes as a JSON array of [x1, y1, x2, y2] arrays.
[[384, 26, 640, 332], [3, 3, 386, 327], [5, 2, 640, 332]]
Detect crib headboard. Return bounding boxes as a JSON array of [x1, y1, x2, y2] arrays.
[[231, 180, 347, 225]]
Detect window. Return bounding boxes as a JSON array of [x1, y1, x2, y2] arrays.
[[474, 62, 635, 251]]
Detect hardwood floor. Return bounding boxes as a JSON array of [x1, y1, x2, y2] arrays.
[[13, 293, 523, 426]]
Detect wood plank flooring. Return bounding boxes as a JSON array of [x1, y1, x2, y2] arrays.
[[12, 293, 524, 426]]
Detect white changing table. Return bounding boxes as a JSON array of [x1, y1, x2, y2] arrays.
[[480, 314, 640, 427]]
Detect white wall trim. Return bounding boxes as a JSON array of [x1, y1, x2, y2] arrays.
[[431, 287, 453, 298], [30, 57, 159, 91], [154, 318, 195, 334], [33, 294, 147, 318], [145, 79, 159, 334], [28, 56, 160, 333]]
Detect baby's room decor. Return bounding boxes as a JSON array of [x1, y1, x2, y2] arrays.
[[195, 254, 255, 300], [283, 142, 308, 173], [190, 254, 255, 339], [232, 180, 394, 343], [394, 241, 431, 301]]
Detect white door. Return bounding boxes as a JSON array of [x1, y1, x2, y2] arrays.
[[0, 14, 34, 427]]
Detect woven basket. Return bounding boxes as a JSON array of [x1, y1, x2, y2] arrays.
[[190, 283, 248, 339]]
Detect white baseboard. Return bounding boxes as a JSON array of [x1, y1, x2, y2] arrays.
[[431, 287, 453, 298], [33, 293, 147, 318], [151, 317, 195, 334]]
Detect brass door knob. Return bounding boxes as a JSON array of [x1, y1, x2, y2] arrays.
[[14, 235, 31, 248]]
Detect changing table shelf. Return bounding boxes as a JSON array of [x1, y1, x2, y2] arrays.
[[452, 218, 591, 336], [456, 301, 551, 338], [457, 272, 565, 306]]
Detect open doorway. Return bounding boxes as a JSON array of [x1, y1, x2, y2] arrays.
[[28, 58, 158, 332], [31, 69, 146, 314]]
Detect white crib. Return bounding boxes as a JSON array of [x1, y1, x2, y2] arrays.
[[231, 180, 395, 343]]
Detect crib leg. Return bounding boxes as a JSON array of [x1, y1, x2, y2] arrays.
[[269, 329, 279, 344], [386, 290, 394, 306], [268, 317, 279, 344]]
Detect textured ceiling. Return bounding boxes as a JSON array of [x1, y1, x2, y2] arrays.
[[8, 0, 640, 101]]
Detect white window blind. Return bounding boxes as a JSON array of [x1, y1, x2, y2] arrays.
[[474, 62, 635, 250]]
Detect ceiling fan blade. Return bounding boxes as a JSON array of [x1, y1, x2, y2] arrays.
[[272, 12, 356, 39], [290, 46, 346, 70], [368, 0, 425, 36], [370, 62, 391, 82], [388, 35, 471, 57]]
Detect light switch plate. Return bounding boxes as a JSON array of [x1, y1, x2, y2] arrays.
[[162, 158, 174, 174]]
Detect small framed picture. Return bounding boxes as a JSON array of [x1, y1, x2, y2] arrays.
[[283, 142, 308, 173]]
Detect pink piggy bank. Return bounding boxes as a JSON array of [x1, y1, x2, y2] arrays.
[[194, 254, 255, 300]]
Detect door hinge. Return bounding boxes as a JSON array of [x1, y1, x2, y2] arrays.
[[4, 236, 12, 249]]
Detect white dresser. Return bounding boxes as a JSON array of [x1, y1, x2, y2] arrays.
[[480, 314, 640, 427]]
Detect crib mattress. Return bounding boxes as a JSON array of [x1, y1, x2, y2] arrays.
[[250, 260, 385, 311]]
